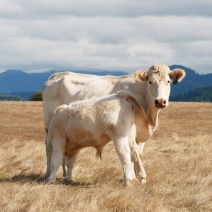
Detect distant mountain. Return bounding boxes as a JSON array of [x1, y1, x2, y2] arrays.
[[0, 66, 211, 101], [0, 93, 24, 101], [170, 87, 212, 102], [10, 92, 34, 100], [0, 70, 54, 93], [170, 65, 212, 96], [0, 69, 128, 94]]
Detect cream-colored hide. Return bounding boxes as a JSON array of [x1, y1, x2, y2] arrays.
[[43, 64, 186, 178], [47, 91, 153, 185]]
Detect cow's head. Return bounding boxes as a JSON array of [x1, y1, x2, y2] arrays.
[[136, 64, 186, 109]]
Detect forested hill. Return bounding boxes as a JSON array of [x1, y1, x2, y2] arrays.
[[0, 65, 211, 101], [170, 87, 212, 102]]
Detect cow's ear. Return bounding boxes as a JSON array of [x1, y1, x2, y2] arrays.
[[169, 68, 186, 84], [135, 70, 149, 82]]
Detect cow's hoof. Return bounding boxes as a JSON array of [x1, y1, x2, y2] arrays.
[[47, 176, 56, 184], [47, 180, 55, 184], [141, 178, 146, 184]]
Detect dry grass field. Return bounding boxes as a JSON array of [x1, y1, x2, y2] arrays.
[[0, 101, 211, 211]]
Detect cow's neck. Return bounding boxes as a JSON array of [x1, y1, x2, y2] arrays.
[[119, 77, 160, 129], [146, 107, 160, 130], [140, 82, 160, 129]]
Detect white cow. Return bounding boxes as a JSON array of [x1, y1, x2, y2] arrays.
[[42, 64, 186, 178], [47, 91, 153, 185]]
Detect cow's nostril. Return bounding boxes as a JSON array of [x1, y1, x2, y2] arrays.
[[155, 99, 166, 107]]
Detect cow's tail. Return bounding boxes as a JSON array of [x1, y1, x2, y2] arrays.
[[117, 90, 153, 137]]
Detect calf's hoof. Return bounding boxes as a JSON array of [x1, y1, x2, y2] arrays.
[[45, 172, 51, 179], [124, 179, 133, 186], [64, 174, 77, 182]]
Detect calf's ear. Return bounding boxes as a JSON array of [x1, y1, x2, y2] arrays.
[[135, 70, 149, 82], [169, 68, 186, 84]]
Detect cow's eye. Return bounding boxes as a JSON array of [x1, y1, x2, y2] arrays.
[[168, 80, 170, 83], [149, 81, 152, 84]]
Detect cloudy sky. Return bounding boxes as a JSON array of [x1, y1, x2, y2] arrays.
[[0, 0, 212, 74]]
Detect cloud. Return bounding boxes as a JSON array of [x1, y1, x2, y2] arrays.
[[0, 0, 212, 74], [2, 0, 212, 19], [0, 0, 23, 16]]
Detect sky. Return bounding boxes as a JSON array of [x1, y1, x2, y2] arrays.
[[0, 0, 212, 74]]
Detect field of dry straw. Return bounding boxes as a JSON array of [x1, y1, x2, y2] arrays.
[[0, 101, 211, 211]]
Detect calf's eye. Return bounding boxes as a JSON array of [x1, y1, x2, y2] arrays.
[[149, 81, 152, 84]]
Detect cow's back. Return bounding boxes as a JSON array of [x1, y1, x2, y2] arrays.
[[42, 72, 136, 129], [43, 72, 101, 128]]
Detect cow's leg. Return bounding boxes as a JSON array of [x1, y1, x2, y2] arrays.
[[48, 138, 64, 183], [128, 125, 137, 180], [130, 161, 136, 180], [62, 158, 66, 177], [137, 142, 145, 156], [65, 151, 78, 182], [45, 136, 53, 178], [130, 140, 146, 184], [113, 137, 133, 186], [131, 152, 146, 184]]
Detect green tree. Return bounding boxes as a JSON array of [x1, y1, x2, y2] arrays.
[[30, 91, 42, 101]]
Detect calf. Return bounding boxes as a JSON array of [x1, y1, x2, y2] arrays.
[[47, 91, 153, 185]]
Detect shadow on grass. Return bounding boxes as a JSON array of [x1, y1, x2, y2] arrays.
[[12, 173, 45, 183], [63, 178, 98, 188], [0, 173, 99, 188], [0, 173, 45, 184]]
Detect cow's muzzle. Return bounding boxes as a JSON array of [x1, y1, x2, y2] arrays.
[[155, 98, 166, 109]]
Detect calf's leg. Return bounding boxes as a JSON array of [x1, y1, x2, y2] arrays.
[[48, 138, 65, 183], [65, 151, 79, 182], [113, 137, 133, 185]]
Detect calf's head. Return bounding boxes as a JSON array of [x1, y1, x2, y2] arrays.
[[136, 64, 186, 109]]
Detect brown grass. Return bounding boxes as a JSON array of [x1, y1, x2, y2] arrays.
[[0, 101, 211, 211]]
